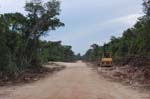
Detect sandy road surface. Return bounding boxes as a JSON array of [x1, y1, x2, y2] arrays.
[[0, 61, 149, 99]]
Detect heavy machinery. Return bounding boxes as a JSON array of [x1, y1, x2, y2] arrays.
[[98, 53, 113, 67]]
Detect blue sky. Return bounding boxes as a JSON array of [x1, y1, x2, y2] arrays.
[[0, 0, 144, 54]]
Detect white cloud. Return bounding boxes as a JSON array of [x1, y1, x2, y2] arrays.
[[111, 13, 143, 26], [49, 13, 143, 41]]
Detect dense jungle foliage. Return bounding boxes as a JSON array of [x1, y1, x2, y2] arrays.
[[0, 0, 76, 75], [40, 41, 76, 62]]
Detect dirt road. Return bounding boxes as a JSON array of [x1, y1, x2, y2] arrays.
[[0, 61, 149, 99]]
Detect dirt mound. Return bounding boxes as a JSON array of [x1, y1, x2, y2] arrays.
[[97, 65, 150, 89], [113, 56, 150, 86], [0, 65, 65, 86], [113, 66, 150, 85], [96, 57, 150, 90]]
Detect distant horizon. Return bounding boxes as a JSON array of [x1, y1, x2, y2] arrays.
[[0, 0, 144, 54]]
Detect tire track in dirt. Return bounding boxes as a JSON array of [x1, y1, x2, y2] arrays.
[[0, 61, 149, 99]]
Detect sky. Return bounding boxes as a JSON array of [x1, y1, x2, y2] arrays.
[[0, 0, 144, 54]]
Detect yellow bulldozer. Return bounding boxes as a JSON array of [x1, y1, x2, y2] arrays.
[[98, 53, 113, 67]]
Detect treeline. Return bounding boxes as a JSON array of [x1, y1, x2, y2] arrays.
[[83, 0, 150, 62], [0, 0, 75, 76], [40, 41, 76, 62]]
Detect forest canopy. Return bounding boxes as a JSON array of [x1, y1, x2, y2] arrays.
[[0, 0, 76, 76]]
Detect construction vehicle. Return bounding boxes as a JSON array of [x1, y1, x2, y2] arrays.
[[98, 53, 113, 67]]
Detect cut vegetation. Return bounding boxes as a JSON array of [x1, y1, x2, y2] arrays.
[[83, 0, 150, 90], [0, 62, 65, 86]]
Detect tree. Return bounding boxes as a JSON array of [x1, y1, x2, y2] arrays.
[[24, 0, 64, 67], [143, 0, 150, 16], [84, 0, 150, 61], [0, 0, 64, 75], [39, 41, 76, 62]]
